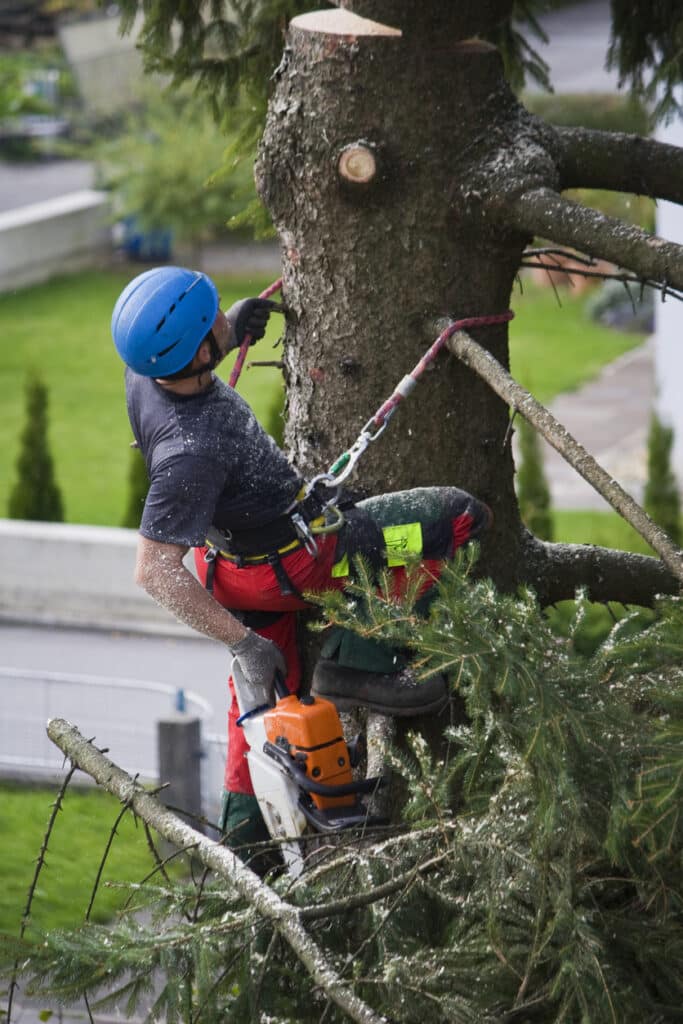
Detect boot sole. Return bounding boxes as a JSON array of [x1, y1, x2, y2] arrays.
[[312, 690, 450, 718]]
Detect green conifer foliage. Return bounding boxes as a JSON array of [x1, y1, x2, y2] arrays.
[[8, 376, 64, 522], [516, 416, 554, 540], [644, 413, 681, 544], [4, 554, 682, 1022], [121, 446, 149, 529]]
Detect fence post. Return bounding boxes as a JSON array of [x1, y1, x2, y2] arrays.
[[157, 689, 204, 834]]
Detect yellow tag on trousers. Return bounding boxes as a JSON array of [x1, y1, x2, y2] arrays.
[[330, 522, 424, 578], [383, 522, 423, 566]]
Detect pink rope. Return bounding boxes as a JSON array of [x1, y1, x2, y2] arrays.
[[228, 277, 283, 389], [371, 310, 514, 428]]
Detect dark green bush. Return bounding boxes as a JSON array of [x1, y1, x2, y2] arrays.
[[516, 416, 554, 540], [644, 413, 681, 544], [8, 376, 64, 522]]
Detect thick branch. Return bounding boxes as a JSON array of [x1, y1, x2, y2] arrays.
[[504, 187, 683, 292], [553, 127, 683, 204], [522, 533, 678, 606], [46, 719, 387, 1024], [445, 329, 683, 588]]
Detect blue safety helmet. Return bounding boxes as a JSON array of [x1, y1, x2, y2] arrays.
[[111, 266, 219, 377]]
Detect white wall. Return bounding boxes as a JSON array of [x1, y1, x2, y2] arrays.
[[58, 12, 165, 114], [0, 519, 197, 635], [0, 190, 111, 293], [654, 98, 683, 484]]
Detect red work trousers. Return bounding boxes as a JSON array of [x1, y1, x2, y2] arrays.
[[194, 509, 479, 795]]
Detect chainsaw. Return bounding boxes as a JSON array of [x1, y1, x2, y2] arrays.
[[232, 661, 387, 875]]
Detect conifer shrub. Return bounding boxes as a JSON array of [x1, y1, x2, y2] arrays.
[[120, 445, 149, 529], [4, 553, 682, 1022], [644, 412, 681, 544], [8, 376, 64, 522], [516, 415, 554, 540]]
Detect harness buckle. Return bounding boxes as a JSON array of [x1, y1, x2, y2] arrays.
[[291, 511, 319, 558]]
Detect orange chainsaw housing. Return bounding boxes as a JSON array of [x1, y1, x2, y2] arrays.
[[263, 695, 355, 810]]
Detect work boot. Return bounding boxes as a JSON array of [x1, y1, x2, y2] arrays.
[[311, 660, 449, 717]]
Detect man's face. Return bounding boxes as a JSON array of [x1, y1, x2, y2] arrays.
[[210, 309, 232, 363]]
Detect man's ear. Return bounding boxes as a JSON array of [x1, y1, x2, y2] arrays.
[[193, 339, 211, 366]]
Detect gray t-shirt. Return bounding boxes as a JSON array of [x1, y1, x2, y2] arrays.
[[125, 369, 302, 546]]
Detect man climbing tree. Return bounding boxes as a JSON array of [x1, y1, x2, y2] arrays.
[[7, 4, 683, 1022], [115, 0, 683, 607]]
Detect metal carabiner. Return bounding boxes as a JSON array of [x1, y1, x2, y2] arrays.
[[361, 409, 395, 442], [310, 502, 345, 535], [291, 511, 319, 558]]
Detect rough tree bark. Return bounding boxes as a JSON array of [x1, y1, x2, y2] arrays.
[[254, 1, 683, 606]]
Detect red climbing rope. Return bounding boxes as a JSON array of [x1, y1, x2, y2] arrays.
[[228, 277, 283, 389], [227, 276, 514, 494], [370, 310, 514, 429]]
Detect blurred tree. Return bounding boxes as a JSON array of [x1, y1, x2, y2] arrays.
[[97, 86, 258, 265], [516, 416, 553, 541], [644, 413, 681, 545], [8, 376, 64, 522]]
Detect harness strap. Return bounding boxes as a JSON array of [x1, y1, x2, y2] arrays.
[[267, 551, 304, 599], [204, 545, 219, 594]]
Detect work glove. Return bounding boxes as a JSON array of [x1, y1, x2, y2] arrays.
[[231, 630, 287, 713], [227, 297, 283, 349]]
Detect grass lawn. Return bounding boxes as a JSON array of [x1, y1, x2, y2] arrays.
[[554, 508, 657, 556], [509, 277, 645, 403], [0, 269, 284, 526], [0, 782, 183, 935], [0, 267, 645, 527]]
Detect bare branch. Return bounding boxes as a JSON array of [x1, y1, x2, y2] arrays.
[[300, 852, 448, 921], [8, 763, 77, 1024], [505, 187, 683, 292], [520, 248, 683, 302], [46, 719, 389, 1024], [553, 127, 683, 204], [445, 328, 683, 588]]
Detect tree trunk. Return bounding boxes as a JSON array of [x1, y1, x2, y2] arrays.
[[256, 6, 535, 593], [255, 4, 682, 606]]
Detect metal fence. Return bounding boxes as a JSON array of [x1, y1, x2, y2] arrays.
[[0, 667, 226, 823]]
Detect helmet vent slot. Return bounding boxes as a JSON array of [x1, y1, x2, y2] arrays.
[[156, 339, 182, 358]]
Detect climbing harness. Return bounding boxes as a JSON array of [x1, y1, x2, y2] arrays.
[[217, 280, 514, 591]]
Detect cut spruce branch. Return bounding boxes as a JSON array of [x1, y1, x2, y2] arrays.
[[505, 187, 683, 292], [46, 718, 388, 1024], [445, 329, 683, 588], [553, 127, 683, 204]]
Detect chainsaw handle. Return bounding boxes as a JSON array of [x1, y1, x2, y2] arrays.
[[264, 741, 386, 798]]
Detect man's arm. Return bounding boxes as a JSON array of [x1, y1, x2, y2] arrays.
[[135, 536, 287, 707], [135, 535, 248, 646]]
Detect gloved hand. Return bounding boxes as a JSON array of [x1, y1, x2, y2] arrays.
[[230, 630, 287, 713], [227, 298, 283, 349]]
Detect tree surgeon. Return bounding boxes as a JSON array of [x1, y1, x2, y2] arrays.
[[112, 265, 492, 858]]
